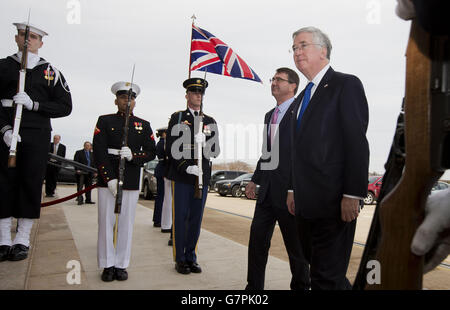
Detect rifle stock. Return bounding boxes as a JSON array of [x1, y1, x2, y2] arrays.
[[365, 21, 444, 290]]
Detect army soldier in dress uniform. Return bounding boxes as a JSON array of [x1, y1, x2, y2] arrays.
[[0, 22, 72, 262], [93, 81, 156, 281], [166, 78, 220, 274]]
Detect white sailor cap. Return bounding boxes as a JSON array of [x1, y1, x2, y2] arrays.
[[111, 81, 141, 98], [13, 22, 48, 37]]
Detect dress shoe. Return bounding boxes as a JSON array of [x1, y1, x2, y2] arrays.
[[153, 222, 161, 228], [77, 201, 84, 205], [187, 261, 202, 273], [46, 194, 54, 197], [161, 229, 171, 233], [101, 267, 115, 282], [175, 262, 191, 274], [8, 244, 29, 261], [114, 268, 128, 281], [168, 238, 173, 246], [85, 201, 95, 204], [0, 245, 11, 262]]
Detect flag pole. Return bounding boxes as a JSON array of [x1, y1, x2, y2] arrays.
[[188, 14, 196, 79]]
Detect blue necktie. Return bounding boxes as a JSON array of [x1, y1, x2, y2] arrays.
[[296, 82, 314, 130], [85, 150, 91, 167]]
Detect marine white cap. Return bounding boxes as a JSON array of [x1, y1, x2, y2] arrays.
[[111, 81, 141, 98], [13, 22, 48, 37]]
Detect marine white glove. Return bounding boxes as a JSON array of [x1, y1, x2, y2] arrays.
[[119, 146, 133, 161], [107, 179, 118, 198], [195, 132, 206, 146], [13, 92, 34, 111], [411, 188, 450, 273], [186, 165, 200, 176], [3, 129, 21, 147]]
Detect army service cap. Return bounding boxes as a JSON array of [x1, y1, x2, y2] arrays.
[[183, 78, 208, 94]]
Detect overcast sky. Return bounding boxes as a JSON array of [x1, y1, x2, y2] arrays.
[[1, 0, 448, 179]]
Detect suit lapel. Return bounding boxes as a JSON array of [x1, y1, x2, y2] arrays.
[[295, 67, 335, 139]]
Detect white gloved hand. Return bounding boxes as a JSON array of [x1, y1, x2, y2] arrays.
[[3, 130, 21, 147], [13, 92, 34, 111], [194, 132, 206, 146], [186, 165, 200, 176], [119, 146, 133, 161], [411, 187, 450, 273], [107, 179, 118, 198]]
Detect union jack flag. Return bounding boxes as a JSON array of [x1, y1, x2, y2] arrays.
[[190, 24, 262, 83]]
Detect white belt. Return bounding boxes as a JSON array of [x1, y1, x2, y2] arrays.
[[107, 148, 120, 155], [1, 99, 13, 107]]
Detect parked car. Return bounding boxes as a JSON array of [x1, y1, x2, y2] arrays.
[[210, 170, 248, 191], [431, 181, 449, 194], [240, 178, 260, 199], [215, 173, 253, 197], [365, 176, 383, 205], [141, 159, 158, 200], [56, 163, 77, 184]]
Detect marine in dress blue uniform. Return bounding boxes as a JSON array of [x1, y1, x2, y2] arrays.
[[166, 78, 220, 274], [0, 22, 72, 262], [93, 81, 156, 281]]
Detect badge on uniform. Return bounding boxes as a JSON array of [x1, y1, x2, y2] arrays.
[[182, 120, 192, 126], [203, 124, 212, 136], [94, 126, 101, 135], [44, 69, 55, 81], [134, 122, 143, 130]]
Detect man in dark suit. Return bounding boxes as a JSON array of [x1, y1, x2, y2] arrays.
[[74, 141, 95, 205], [45, 134, 66, 197], [286, 27, 369, 290], [245, 68, 309, 290]]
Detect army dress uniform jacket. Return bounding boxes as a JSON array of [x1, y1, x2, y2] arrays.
[[166, 109, 220, 187], [93, 112, 156, 190]]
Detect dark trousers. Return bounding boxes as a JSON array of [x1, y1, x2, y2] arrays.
[[246, 189, 310, 290], [45, 165, 58, 195], [0, 128, 51, 219], [152, 175, 164, 224], [172, 181, 208, 263], [296, 214, 356, 290], [76, 173, 93, 202]]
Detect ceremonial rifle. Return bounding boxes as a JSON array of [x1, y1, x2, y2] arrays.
[[114, 65, 135, 248], [193, 72, 207, 199], [353, 20, 449, 290], [8, 11, 31, 168]]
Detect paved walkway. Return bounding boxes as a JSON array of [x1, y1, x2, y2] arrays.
[[0, 186, 291, 290]]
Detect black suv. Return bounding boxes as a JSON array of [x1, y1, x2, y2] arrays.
[[210, 170, 248, 191]]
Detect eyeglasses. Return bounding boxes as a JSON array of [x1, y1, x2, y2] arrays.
[[269, 77, 292, 84], [291, 43, 322, 53]]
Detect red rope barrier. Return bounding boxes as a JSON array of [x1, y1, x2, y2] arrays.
[[41, 184, 99, 208]]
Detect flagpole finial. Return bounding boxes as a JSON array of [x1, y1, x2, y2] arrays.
[[191, 14, 196, 24]]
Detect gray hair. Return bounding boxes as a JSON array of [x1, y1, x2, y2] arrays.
[[292, 27, 332, 60]]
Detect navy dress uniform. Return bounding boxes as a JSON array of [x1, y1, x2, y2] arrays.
[[166, 78, 220, 274], [0, 22, 72, 262], [93, 81, 156, 281]]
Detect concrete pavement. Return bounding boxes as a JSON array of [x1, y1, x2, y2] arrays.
[[0, 185, 292, 290]]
